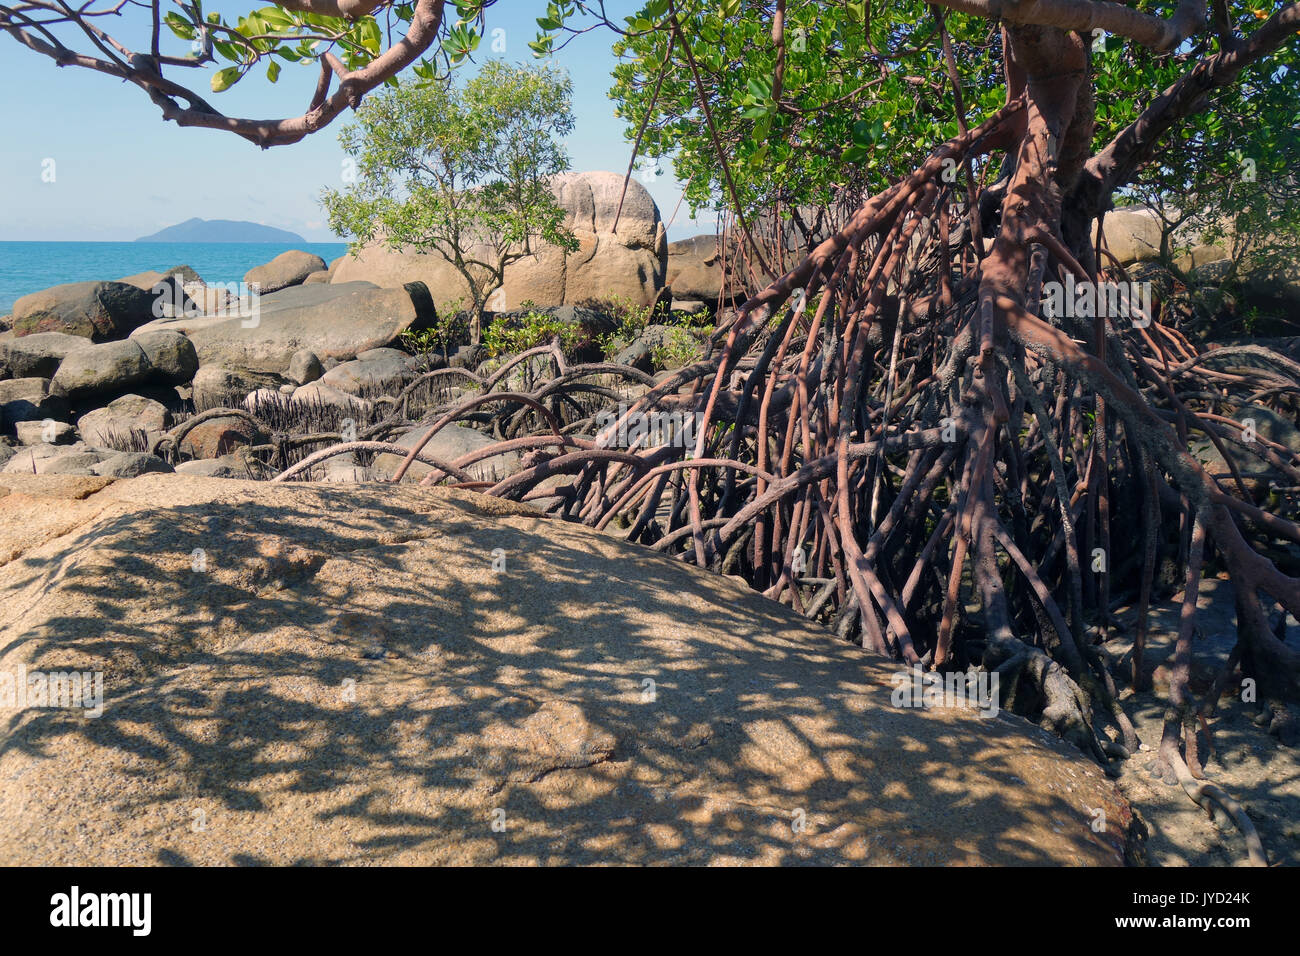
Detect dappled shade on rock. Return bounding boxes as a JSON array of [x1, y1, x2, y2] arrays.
[[0, 475, 1133, 866]]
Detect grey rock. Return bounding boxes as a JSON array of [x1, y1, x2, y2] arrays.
[[0, 377, 67, 430], [320, 452, 373, 483], [288, 349, 323, 385], [131, 329, 199, 385], [15, 419, 74, 446], [290, 381, 373, 415], [131, 281, 432, 375], [1, 442, 108, 475], [76, 394, 172, 448], [244, 250, 328, 294], [371, 424, 520, 484], [0, 331, 87, 378], [671, 299, 709, 316], [613, 339, 651, 372], [12, 280, 157, 340], [243, 388, 283, 413], [319, 350, 418, 395], [191, 366, 278, 409], [52, 339, 151, 397], [447, 344, 486, 369], [174, 451, 253, 478], [90, 451, 174, 477]]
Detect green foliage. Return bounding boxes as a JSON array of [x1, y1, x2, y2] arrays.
[[161, 1, 493, 92], [605, 0, 1300, 255], [584, 294, 657, 358], [649, 326, 704, 371], [397, 298, 469, 362], [320, 59, 578, 340], [482, 307, 587, 358]]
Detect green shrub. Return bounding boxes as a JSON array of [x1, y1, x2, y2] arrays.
[[482, 306, 588, 358], [650, 327, 704, 370]]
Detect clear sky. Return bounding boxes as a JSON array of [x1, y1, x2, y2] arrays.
[[0, 1, 715, 242]]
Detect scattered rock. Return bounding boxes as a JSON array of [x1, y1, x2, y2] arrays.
[[1, 442, 108, 475], [244, 250, 328, 294], [288, 349, 323, 385], [11, 280, 157, 340], [173, 451, 253, 478], [290, 381, 373, 415], [76, 394, 172, 448], [191, 366, 279, 409], [612, 338, 651, 372], [1094, 207, 1164, 265], [117, 265, 204, 290], [133, 281, 435, 374], [671, 299, 709, 316], [446, 343, 486, 369], [14, 420, 73, 446], [371, 424, 520, 484], [0, 331, 87, 378], [90, 452, 174, 477], [320, 452, 373, 483], [178, 414, 265, 460], [318, 349, 418, 395], [0, 378, 67, 431], [50, 339, 152, 397], [666, 234, 745, 303], [130, 329, 199, 385]]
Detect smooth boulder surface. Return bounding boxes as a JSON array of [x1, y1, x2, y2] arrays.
[[0, 377, 67, 431], [133, 281, 433, 375], [1093, 207, 1165, 264], [371, 424, 521, 484], [11, 280, 157, 340], [76, 394, 172, 448], [318, 348, 419, 396], [0, 331, 88, 378], [0, 475, 1133, 865], [333, 171, 667, 312], [131, 329, 200, 385], [244, 250, 328, 294], [51, 339, 152, 397], [666, 234, 746, 303]]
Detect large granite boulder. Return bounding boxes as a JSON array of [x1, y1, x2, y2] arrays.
[[333, 171, 667, 312], [318, 347, 420, 396], [51, 339, 153, 398], [130, 329, 199, 385], [0, 331, 87, 379], [666, 234, 747, 303], [76, 393, 172, 448], [11, 280, 157, 340], [0, 475, 1134, 865], [132, 281, 435, 376], [244, 250, 328, 294], [1092, 207, 1166, 265]]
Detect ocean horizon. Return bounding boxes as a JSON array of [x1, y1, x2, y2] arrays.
[[0, 240, 351, 314]]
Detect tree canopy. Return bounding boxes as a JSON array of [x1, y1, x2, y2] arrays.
[[321, 59, 577, 342]]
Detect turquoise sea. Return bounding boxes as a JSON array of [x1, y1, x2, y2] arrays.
[[0, 241, 351, 314]]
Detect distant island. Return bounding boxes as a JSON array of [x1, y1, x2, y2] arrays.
[[135, 218, 306, 243]]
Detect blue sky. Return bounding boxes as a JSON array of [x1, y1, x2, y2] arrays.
[[0, 1, 715, 242]]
